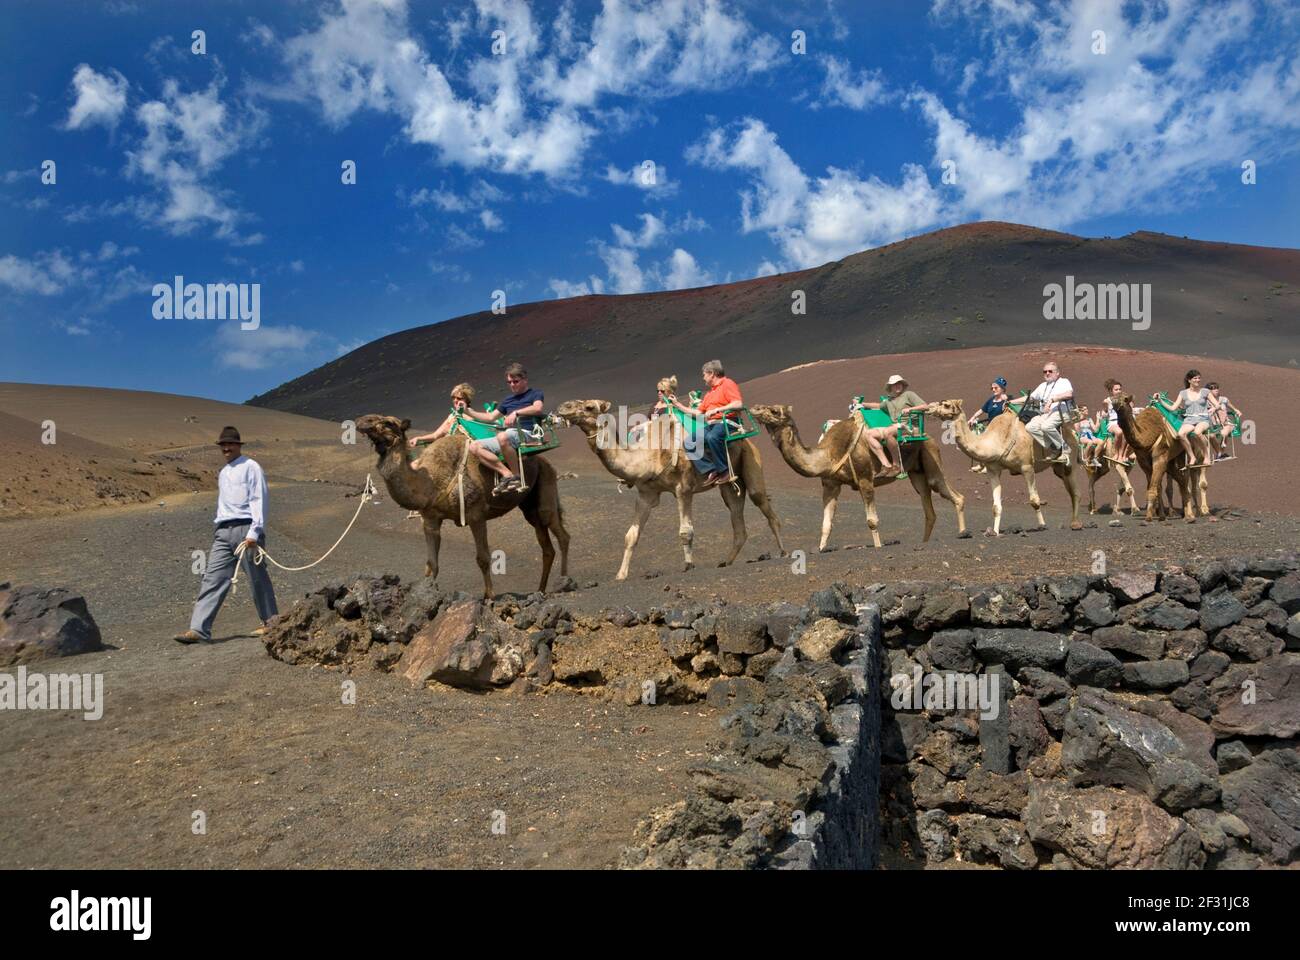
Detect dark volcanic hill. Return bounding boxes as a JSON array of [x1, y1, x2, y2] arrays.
[[249, 221, 1300, 424]]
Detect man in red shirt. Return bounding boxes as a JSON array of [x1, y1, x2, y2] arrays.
[[660, 359, 742, 485]]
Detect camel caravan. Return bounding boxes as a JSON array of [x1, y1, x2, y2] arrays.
[[356, 359, 1246, 597]]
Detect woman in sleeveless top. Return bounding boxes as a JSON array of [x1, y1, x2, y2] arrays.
[[1157, 369, 1214, 467], [404, 383, 477, 517]]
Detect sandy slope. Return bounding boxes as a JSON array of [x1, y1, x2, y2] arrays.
[[0, 383, 369, 520]]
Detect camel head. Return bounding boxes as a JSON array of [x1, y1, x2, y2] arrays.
[[926, 399, 964, 421], [749, 403, 794, 427], [554, 399, 612, 431], [355, 414, 411, 457]]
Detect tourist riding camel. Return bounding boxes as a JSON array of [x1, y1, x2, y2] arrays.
[[925, 398, 1083, 534], [660, 359, 742, 487], [1023, 361, 1075, 465], [750, 402, 967, 549], [857, 374, 926, 478], [555, 389, 785, 580], [465, 362, 545, 493], [966, 377, 1011, 473], [404, 383, 477, 519], [356, 413, 569, 597], [1206, 381, 1243, 460], [1100, 379, 1133, 465], [1155, 369, 1214, 468]]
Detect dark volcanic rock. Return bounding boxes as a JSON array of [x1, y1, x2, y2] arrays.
[[1220, 746, 1300, 864], [1122, 659, 1190, 690], [973, 629, 1067, 673], [715, 607, 768, 655], [954, 814, 1038, 870], [1074, 590, 1117, 628], [1211, 622, 1283, 661], [1065, 640, 1122, 687], [1118, 594, 1199, 631], [927, 629, 977, 672], [0, 584, 103, 666], [399, 600, 532, 689], [1159, 572, 1202, 605], [913, 590, 969, 632], [1061, 692, 1218, 812], [1209, 655, 1300, 739], [1269, 572, 1300, 614], [1008, 695, 1051, 769], [1199, 591, 1249, 632], [1106, 570, 1158, 603], [1090, 624, 1166, 660]]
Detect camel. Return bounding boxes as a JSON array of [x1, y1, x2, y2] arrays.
[[749, 404, 967, 550], [553, 399, 785, 580], [1110, 397, 1205, 521], [1080, 426, 1140, 516], [926, 401, 1083, 534], [355, 414, 570, 597]]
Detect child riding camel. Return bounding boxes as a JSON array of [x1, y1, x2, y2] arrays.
[[1206, 381, 1243, 460], [1157, 369, 1214, 468], [1075, 405, 1104, 468], [466, 362, 545, 493]]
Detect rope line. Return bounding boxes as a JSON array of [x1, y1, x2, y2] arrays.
[[230, 474, 378, 594]]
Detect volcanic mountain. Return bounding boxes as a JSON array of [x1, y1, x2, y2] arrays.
[[249, 222, 1300, 423]]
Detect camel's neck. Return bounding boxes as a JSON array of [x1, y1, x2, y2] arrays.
[[767, 422, 830, 477], [950, 415, 1000, 461], [582, 427, 663, 483], [376, 442, 436, 509], [1116, 405, 1157, 451]]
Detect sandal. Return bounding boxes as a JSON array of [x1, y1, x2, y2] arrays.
[[494, 475, 522, 494]]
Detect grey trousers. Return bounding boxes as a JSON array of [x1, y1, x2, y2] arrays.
[[189, 521, 278, 640], [1026, 410, 1068, 453]]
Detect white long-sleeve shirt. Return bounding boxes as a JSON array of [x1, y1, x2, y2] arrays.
[[214, 455, 268, 539], [1029, 377, 1074, 415]]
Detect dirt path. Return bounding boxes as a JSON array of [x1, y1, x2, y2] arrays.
[[3, 476, 1297, 868]]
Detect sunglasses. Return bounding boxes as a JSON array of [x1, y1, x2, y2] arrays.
[[506, 377, 523, 383]]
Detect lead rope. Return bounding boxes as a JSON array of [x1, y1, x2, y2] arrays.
[[230, 474, 378, 594]]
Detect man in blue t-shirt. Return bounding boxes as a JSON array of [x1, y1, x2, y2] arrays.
[[465, 361, 544, 493]]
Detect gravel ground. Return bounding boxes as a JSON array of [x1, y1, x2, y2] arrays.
[[3, 475, 1297, 868]]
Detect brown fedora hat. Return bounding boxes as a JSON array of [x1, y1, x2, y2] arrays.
[[216, 426, 242, 445]]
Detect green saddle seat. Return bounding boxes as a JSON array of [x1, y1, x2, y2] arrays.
[[852, 395, 928, 443], [658, 394, 758, 444], [1150, 392, 1184, 432], [410, 404, 562, 461]]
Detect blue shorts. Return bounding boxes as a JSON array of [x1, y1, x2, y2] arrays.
[[477, 429, 522, 456]]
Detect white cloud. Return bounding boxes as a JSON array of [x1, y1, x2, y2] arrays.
[[125, 78, 266, 243], [662, 248, 713, 290], [215, 323, 318, 371], [610, 213, 665, 248], [64, 64, 129, 130], [479, 209, 504, 231], [274, 0, 779, 180], [548, 276, 604, 298], [603, 161, 678, 194], [817, 55, 887, 111], [0, 250, 82, 295]]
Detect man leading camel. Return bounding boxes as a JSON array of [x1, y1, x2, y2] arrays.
[[661, 359, 741, 486], [173, 426, 278, 644], [1024, 361, 1074, 466]]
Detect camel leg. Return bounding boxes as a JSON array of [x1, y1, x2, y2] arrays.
[[676, 491, 696, 572], [922, 454, 967, 537], [1056, 463, 1083, 530], [908, 469, 938, 543], [469, 519, 494, 598], [819, 479, 842, 552], [422, 516, 443, 580], [617, 488, 660, 581], [746, 484, 786, 556], [1024, 471, 1047, 529], [1146, 456, 1168, 521], [856, 476, 882, 548], [990, 468, 1005, 535], [718, 481, 748, 566], [1087, 468, 1099, 515], [1115, 462, 1137, 514]]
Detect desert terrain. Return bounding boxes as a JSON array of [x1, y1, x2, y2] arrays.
[[2, 339, 1298, 868]]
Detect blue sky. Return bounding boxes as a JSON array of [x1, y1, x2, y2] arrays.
[[2, 0, 1298, 402]]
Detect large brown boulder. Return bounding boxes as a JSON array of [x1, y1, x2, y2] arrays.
[[399, 600, 533, 689], [0, 584, 103, 667], [1209, 654, 1300, 739], [1025, 781, 1205, 869]]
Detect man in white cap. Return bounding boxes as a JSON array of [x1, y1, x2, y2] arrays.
[[1024, 361, 1074, 465], [173, 426, 278, 644], [857, 375, 928, 476]]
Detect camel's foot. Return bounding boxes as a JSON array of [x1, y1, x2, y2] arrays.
[[424, 563, 434, 577], [1069, 520, 1083, 531], [1027, 524, 1047, 533], [683, 562, 695, 572], [983, 527, 1002, 538], [957, 530, 972, 539], [819, 544, 835, 553]]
